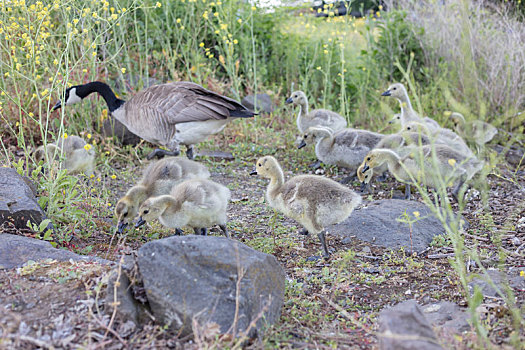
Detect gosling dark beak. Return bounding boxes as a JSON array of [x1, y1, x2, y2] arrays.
[[52, 100, 62, 111], [135, 217, 146, 228], [362, 164, 370, 173], [285, 97, 293, 104], [381, 90, 391, 97], [250, 169, 258, 175], [297, 140, 307, 149], [117, 221, 128, 234], [388, 120, 394, 124]]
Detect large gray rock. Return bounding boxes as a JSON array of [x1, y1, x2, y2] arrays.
[[331, 199, 461, 253], [241, 94, 274, 114], [0, 168, 48, 230], [379, 300, 443, 350], [108, 236, 286, 338], [0, 234, 108, 269], [101, 115, 141, 146], [468, 269, 525, 298]]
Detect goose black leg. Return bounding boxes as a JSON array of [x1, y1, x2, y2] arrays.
[[317, 231, 331, 258], [360, 181, 371, 194], [219, 224, 229, 238], [404, 184, 411, 200], [147, 148, 180, 160], [186, 145, 194, 160], [175, 228, 183, 236]]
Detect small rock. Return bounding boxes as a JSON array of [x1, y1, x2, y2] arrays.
[[511, 237, 520, 246], [423, 301, 471, 332], [379, 300, 443, 350], [0, 168, 50, 231], [468, 269, 525, 298], [241, 94, 274, 114]]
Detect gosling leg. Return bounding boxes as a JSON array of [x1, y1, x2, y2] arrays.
[[452, 175, 467, 202], [404, 184, 411, 200], [175, 228, 183, 236], [219, 224, 229, 238], [186, 145, 194, 160], [193, 227, 202, 235], [317, 231, 330, 258], [147, 148, 180, 160], [201, 228, 208, 236]]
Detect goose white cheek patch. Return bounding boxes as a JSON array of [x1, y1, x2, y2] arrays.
[[66, 88, 82, 105]]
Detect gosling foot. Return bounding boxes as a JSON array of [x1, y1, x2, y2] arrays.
[[186, 145, 194, 160], [360, 182, 371, 194], [146, 148, 180, 160], [175, 228, 183, 236], [219, 224, 230, 238]]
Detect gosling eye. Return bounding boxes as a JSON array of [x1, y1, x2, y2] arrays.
[[143, 209, 149, 215], [397, 116, 400, 119], [367, 157, 371, 161], [407, 127, 411, 130], [258, 163, 261, 167], [393, 87, 397, 90], [304, 135, 308, 139]]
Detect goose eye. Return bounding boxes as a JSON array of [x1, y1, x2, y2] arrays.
[[143, 209, 149, 215]]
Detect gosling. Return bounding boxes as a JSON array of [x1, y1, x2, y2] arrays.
[[362, 145, 483, 200], [34, 135, 95, 175], [449, 112, 498, 150], [285, 91, 347, 134], [114, 157, 210, 234], [298, 126, 383, 183], [135, 178, 230, 237], [404, 121, 474, 157], [251, 156, 362, 258]]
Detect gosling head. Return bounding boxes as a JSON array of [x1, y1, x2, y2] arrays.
[[362, 150, 388, 173], [449, 112, 465, 128], [52, 84, 91, 111], [388, 114, 402, 125], [250, 156, 280, 178], [114, 197, 138, 234], [285, 91, 307, 106], [135, 198, 166, 228], [381, 83, 407, 100]]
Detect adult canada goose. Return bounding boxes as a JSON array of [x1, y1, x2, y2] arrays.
[[52, 81, 256, 159], [362, 145, 483, 200], [298, 126, 384, 182], [251, 156, 362, 258], [114, 157, 210, 234], [382, 83, 439, 129], [34, 135, 95, 175], [449, 112, 498, 149], [404, 121, 474, 157], [285, 91, 347, 134], [135, 178, 230, 237]]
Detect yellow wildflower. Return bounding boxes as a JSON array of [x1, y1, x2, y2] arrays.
[[448, 159, 457, 166], [413, 211, 420, 218], [111, 174, 117, 179], [63, 133, 68, 139], [84, 144, 92, 151], [156, 2, 162, 8], [121, 68, 126, 74]]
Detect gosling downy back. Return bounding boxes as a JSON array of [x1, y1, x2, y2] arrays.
[[285, 91, 347, 134], [34, 135, 95, 175], [52, 81, 256, 159], [114, 156, 210, 233]]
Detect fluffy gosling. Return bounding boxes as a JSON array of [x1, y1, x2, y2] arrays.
[[298, 126, 384, 182], [114, 157, 210, 234], [251, 156, 362, 258], [362, 145, 483, 200], [449, 112, 498, 149], [135, 178, 230, 237], [34, 135, 95, 175], [404, 121, 474, 157], [285, 91, 347, 134]]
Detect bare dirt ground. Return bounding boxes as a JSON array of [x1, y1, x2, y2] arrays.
[[1, 133, 524, 349]]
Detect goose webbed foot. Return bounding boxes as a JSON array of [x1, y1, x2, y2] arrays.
[[146, 148, 180, 160], [186, 145, 194, 160], [298, 228, 309, 235], [317, 231, 331, 258], [309, 160, 322, 169], [219, 224, 230, 238], [175, 228, 183, 236]]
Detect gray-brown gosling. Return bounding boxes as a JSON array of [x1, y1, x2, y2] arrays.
[[362, 145, 483, 200], [52, 81, 256, 160], [448, 112, 498, 149], [285, 91, 347, 134], [358, 132, 432, 191], [114, 157, 210, 234], [298, 126, 384, 183], [251, 156, 362, 258], [34, 135, 95, 175], [382, 83, 439, 129], [404, 121, 474, 157], [135, 178, 230, 237]]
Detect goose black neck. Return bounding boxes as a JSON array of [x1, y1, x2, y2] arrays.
[[80, 81, 125, 112]]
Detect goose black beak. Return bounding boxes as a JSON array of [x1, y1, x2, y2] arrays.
[[52, 100, 62, 111], [285, 97, 293, 104], [135, 217, 146, 228], [381, 90, 391, 97], [117, 221, 128, 234], [362, 164, 370, 173], [297, 140, 307, 149], [249, 169, 258, 175]]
